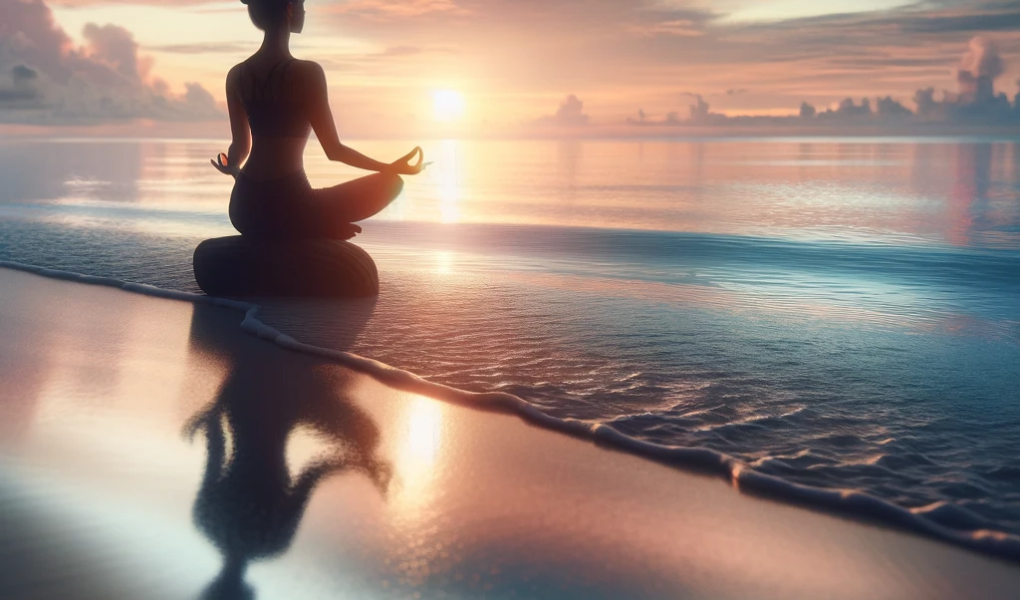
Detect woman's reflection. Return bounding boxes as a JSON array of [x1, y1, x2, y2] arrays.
[[184, 304, 388, 600]]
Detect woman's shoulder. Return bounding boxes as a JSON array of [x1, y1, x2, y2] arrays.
[[284, 59, 328, 92], [226, 60, 249, 82], [225, 57, 319, 74], [288, 58, 325, 77]]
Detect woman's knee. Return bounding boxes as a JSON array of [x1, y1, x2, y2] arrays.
[[374, 172, 404, 200]]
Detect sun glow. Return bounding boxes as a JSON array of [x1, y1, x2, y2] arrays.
[[433, 90, 466, 121], [392, 397, 445, 514]]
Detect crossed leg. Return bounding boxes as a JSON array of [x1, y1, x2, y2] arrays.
[[229, 171, 404, 240], [309, 172, 404, 226]]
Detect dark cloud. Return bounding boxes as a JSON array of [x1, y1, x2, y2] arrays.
[[914, 87, 948, 117], [789, 96, 909, 122], [0, 0, 76, 83], [684, 93, 722, 123], [12, 64, 38, 84], [898, 11, 1020, 33], [876, 96, 913, 118], [0, 65, 42, 107], [534, 94, 589, 127], [828, 97, 872, 118], [957, 35, 1004, 102], [629, 35, 1020, 130], [0, 0, 222, 124], [627, 94, 724, 126]]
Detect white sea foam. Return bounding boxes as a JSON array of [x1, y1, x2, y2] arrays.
[[3, 259, 1019, 564]]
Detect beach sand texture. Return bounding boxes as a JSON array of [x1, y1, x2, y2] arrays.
[[1, 267, 1018, 600]]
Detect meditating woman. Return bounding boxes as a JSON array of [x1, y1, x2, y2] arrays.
[[212, 0, 423, 240]]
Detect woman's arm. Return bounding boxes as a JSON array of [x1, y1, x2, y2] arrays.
[[182, 404, 226, 489], [211, 65, 250, 177], [305, 62, 423, 175]]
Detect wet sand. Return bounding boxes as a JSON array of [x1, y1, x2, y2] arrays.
[[1, 267, 1018, 600]]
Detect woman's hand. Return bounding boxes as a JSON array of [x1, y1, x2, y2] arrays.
[[384, 146, 424, 176], [210, 152, 240, 179]]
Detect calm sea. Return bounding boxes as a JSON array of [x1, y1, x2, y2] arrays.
[[1, 137, 1018, 537]]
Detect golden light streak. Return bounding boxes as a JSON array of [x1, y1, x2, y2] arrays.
[[434, 250, 453, 275], [392, 396, 444, 515], [437, 139, 461, 223]]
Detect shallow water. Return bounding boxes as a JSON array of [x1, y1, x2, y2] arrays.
[[1, 137, 1018, 537]]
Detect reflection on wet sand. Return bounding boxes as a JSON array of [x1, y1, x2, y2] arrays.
[[184, 304, 391, 600]]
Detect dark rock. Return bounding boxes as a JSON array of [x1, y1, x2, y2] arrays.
[[193, 236, 378, 298]]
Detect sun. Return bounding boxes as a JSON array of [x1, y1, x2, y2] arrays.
[[433, 90, 465, 122]]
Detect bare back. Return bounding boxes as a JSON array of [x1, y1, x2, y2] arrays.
[[227, 54, 329, 181]]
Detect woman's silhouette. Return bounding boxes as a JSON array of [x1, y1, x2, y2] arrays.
[[212, 0, 423, 240]]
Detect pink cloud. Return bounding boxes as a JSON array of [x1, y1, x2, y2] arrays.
[[0, 0, 222, 124]]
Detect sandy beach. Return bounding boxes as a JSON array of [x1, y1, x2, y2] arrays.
[[1, 266, 1018, 599]]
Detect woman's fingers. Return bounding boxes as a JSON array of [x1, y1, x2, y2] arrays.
[[400, 147, 424, 174], [385, 146, 425, 175], [399, 146, 420, 164], [210, 156, 239, 178], [399, 147, 423, 166]]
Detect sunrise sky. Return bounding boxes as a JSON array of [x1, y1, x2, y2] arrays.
[[4, 0, 1020, 137]]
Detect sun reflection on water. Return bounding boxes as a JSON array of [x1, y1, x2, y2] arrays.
[[434, 251, 453, 275], [436, 140, 461, 224]]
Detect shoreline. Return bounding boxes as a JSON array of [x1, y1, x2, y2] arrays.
[[2, 260, 1020, 567]]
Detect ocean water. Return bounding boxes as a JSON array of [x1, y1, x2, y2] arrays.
[[1, 137, 1018, 540]]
